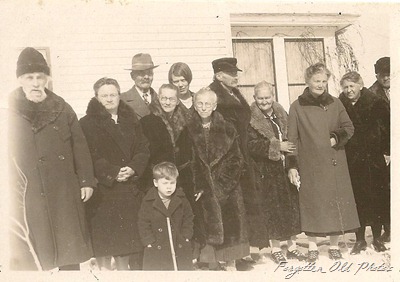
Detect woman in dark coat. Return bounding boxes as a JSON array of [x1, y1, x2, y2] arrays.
[[339, 71, 390, 254], [188, 88, 249, 271], [287, 63, 359, 262], [8, 47, 96, 271], [248, 81, 304, 264], [138, 162, 194, 270], [79, 77, 150, 270]]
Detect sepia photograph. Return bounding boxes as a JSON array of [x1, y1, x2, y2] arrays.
[[0, 0, 399, 281]]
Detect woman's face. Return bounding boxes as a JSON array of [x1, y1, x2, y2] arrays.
[[97, 84, 120, 114], [171, 74, 190, 97], [159, 88, 179, 113], [307, 72, 328, 96], [194, 91, 217, 120], [254, 88, 274, 112]]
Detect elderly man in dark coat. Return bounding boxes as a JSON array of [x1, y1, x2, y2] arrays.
[[8, 47, 97, 270], [339, 71, 390, 254], [369, 57, 391, 242], [79, 77, 150, 270], [121, 53, 159, 120], [209, 58, 268, 256]]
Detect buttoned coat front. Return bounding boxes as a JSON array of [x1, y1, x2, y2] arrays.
[[120, 86, 157, 120], [287, 88, 360, 234], [138, 187, 194, 270], [8, 88, 97, 270], [79, 98, 150, 257]]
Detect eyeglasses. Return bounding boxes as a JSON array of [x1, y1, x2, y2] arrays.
[[195, 102, 215, 109], [160, 96, 177, 102], [98, 93, 118, 99]]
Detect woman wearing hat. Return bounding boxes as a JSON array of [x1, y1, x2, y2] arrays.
[[79, 77, 150, 270]]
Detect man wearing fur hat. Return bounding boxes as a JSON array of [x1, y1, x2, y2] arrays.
[[8, 47, 97, 270], [209, 58, 268, 268], [121, 53, 159, 120], [369, 57, 391, 242]]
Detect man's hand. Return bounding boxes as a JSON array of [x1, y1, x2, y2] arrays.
[[280, 141, 296, 153], [81, 187, 94, 202], [330, 137, 337, 147]]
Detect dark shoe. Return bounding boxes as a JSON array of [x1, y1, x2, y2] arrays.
[[307, 250, 319, 262], [350, 240, 367, 255], [328, 249, 343, 260], [271, 251, 287, 264], [235, 259, 254, 271], [286, 249, 307, 261], [240, 257, 257, 265], [209, 262, 224, 271], [380, 231, 390, 243], [372, 238, 387, 252]]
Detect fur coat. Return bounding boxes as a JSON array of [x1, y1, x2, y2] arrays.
[[209, 80, 268, 248], [248, 102, 301, 240], [287, 88, 359, 235], [188, 111, 248, 249], [79, 98, 150, 256], [8, 88, 96, 270], [339, 88, 390, 225]]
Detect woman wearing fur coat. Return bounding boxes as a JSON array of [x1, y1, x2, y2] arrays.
[[188, 88, 249, 271], [248, 81, 305, 264], [79, 77, 150, 270]]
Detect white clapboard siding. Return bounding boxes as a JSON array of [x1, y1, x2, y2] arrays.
[[1, 1, 233, 116]]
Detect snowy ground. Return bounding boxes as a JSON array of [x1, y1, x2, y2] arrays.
[[77, 227, 394, 281]]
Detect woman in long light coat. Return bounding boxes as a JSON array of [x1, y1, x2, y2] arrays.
[[287, 63, 359, 262]]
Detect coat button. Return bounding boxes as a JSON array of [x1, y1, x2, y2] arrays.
[[40, 192, 45, 197], [39, 157, 45, 162], [157, 245, 162, 250], [121, 158, 125, 162], [332, 159, 337, 166], [158, 228, 162, 232], [58, 155, 65, 160], [53, 125, 59, 130], [178, 244, 182, 248], [107, 175, 113, 180]]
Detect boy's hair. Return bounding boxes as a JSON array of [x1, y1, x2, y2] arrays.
[[153, 161, 179, 180]]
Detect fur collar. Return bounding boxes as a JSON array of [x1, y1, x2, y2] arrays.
[[298, 87, 334, 107], [209, 80, 248, 109], [86, 97, 139, 126], [188, 111, 237, 168], [9, 87, 65, 133], [339, 87, 377, 109], [249, 102, 287, 161], [149, 98, 189, 146]]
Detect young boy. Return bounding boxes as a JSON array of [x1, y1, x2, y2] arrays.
[[138, 162, 194, 270]]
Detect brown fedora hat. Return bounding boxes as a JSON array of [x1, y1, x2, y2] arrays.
[[125, 53, 159, 71]]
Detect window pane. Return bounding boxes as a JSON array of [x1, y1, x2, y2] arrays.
[[285, 40, 324, 84], [233, 39, 275, 102], [288, 85, 307, 104]]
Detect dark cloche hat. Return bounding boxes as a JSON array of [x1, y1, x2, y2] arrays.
[[374, 57, 390, 74], [16, 47, 50, 77], [212, 57, 242, 74], [125, 53, 159, 71]]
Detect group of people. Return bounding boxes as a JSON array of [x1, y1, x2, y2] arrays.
[[8, 47, 390, 271]]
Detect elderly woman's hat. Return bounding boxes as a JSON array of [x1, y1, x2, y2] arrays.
[[374, 57, 390, 74], [126, 53, 159, 71], [16, 47, 50, 77], [212, 57, 242, 74]]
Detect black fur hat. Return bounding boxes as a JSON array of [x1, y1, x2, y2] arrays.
[[16, 47, 50, 77]]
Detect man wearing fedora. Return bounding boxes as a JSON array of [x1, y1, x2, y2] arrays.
[[8, 47, 96, 270], [208, 58, 268, 270], [121, 53, 159, 120], [369, 57, 391, 243]]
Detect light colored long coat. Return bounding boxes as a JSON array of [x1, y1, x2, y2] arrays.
[[287, 88, 360, 234]]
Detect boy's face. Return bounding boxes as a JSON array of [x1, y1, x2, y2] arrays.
[[154, 177, 177, 198]]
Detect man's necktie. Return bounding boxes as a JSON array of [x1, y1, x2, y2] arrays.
[[143, 92, 150, 105]]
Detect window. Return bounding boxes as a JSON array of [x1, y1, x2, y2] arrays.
[[232, 39, 276, 104], [285, 39, 325, 103]]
